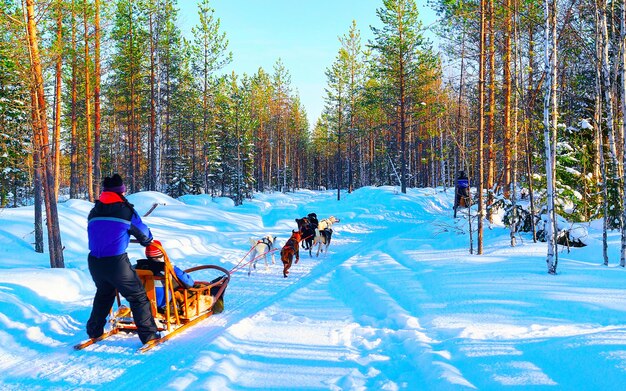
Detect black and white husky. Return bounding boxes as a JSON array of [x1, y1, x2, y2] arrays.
[[248, 235, 277, 275], [312, 228, 333, 257], [311, 216, 340, 257]]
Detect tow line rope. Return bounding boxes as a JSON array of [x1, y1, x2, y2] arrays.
[[228, 233, 315, 275], [229, 246, 280, 274]]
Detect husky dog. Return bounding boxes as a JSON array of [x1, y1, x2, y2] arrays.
[[312, 228, 334, 257], [317, 216, 340, 231], [295, 216, 316, 250], [280, 230, 301, 278], [248, 235, 277, 276], [311, 216, 340, 257]]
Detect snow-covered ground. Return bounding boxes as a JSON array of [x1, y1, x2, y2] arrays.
[[0, 186, 624, 390]]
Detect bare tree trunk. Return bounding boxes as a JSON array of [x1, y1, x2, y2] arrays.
[[149, 7, 156, 191], [128, 4, 137, 192], [510, 0, 519, 247], [438, 117, 445, 188], [593, 1, 609, 266], [53, 0, 62, 200], [503, 0, 512, 199], [544, 0, 558, 274], [84, 0, 94, 201], [600, 0, 620, 188], [284, 115, 288, 193], [457, 31, 466, 171], [621, 0, 626, 267], [93, 0, 101, 196], [486, 0, 495, 216], [30, 89, 44, 253], [478, 0, 486, 255], [526, 3, 538, 242], [600, 0, 622, 264], [337, 94, 343, 201], [400, 53, 407, 194], [24, 0, 65, 268], [70, 0, 79, 199], [155, 30, 162, 192]]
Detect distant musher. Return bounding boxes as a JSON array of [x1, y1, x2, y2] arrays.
[[454, 170, 470, 218]]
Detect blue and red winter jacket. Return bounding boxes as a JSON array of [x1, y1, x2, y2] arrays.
[[88, 192, 153, 258], [456, 178, 469, 189], [155, 266, 195, 308]]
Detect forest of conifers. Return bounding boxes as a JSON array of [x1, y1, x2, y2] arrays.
[[1, 0, 626, 269]]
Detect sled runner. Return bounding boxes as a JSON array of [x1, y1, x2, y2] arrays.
[[75, 241, 230, 353]]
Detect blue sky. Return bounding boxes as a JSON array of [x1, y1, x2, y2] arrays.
[[177, 0, 439, 130]]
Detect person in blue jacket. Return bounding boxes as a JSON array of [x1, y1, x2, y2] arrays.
[[454, 170, 470, 218], [137, 240, 195, 309], [86, 174, 159, 345]]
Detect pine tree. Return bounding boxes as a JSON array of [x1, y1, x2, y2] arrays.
[[221, 74, 256, 205], [250, 67, 274, 191], [108, 0, 148, 191], [191, 0, 232, 195], [340, 20, 364, 193], [0, 4, 30, 207], [370, 0, 433, 194], [271, 59, 292, 192], [24, 0, 65, 268], [324, 41, 350, 200]]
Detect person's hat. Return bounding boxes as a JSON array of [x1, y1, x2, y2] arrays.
[[102, 174, 126, 194], [145, 240, 163, 258]]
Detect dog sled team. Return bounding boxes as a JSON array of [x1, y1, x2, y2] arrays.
[[247, 213, 340, 278], [78, 173, 339, 352]]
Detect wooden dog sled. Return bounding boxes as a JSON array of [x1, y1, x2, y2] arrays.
[[75, 241, 230, 353]]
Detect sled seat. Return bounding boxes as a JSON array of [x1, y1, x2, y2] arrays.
[[136, 266, 228, 323]]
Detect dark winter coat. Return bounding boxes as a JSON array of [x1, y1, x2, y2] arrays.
[[88, 192, 152, 257], [86, 191, 158, 344], [454, 176, 470, 206]]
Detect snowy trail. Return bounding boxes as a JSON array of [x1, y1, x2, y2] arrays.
[[2, 187, 626, 389]]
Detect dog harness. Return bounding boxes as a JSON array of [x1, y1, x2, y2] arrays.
[[257, 237, 273, 250]]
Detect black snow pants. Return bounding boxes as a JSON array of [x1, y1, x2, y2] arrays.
[[86, 253, 157, 344]]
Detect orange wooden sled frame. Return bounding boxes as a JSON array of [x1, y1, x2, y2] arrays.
[[75, 241, 230, 352]]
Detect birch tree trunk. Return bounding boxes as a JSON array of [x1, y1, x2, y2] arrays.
[[477, 0, 486, 255], [600, 0, 620, 176], [600, 0, 622, 233], [544, 0, 558, 274], [619, 0, 626, 267], [593, 1, 609, 265], [525, 2, 538, 242], [503, 0, 512, 199]]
